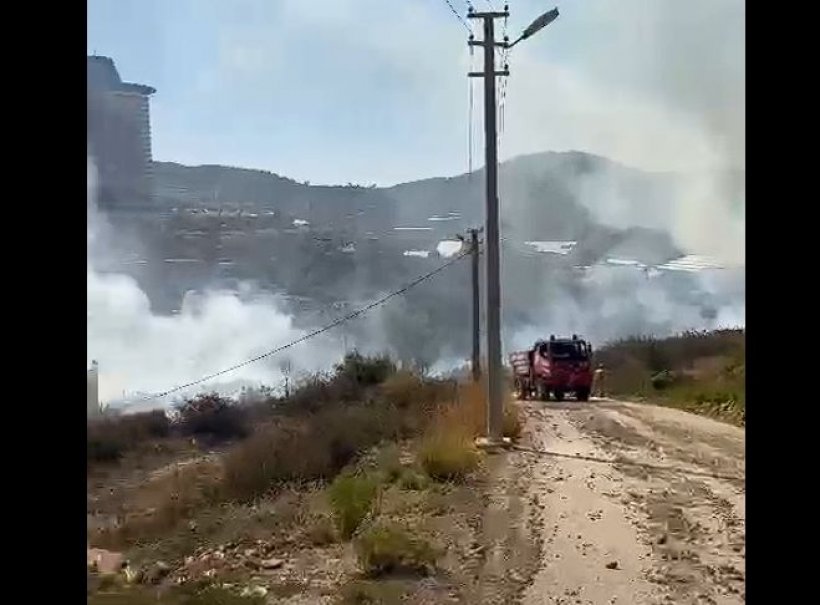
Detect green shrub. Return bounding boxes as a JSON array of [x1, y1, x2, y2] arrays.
[[398, 469, 429, 491], [328, 472, 382, 540], [376, 444, 403, 483], [176, 393, 250, 442], [335, 352, 396, 387], [650, 370, 677, 391], [354, 523, 438, 576]]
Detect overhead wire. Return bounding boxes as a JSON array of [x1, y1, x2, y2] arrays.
[[468, 32, 475, 178], [440, 0, 472, 33], [498, 7, 510, 150], [466, 2, 476, 179]]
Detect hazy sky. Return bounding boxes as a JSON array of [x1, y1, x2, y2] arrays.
[[88, 0, 744, 186]]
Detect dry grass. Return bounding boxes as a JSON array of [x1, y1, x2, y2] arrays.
[[418, 429, 479, 482], [597, 330, 745, 425], [88, 411, 171, 464], [91, 457, 223, 551], [415, 381, 520, 483], [447, 381, 488, 437], [375, 444, 403, 483], [397, 469, 429, 491], [442, 381, 522, 439], [88, 583, 265, 605], [336, 579, 409, 605], [305, 513, 337, 546], [220, 423, 329, 501], [123, 489, 313, 567], [89, 359, 516, 602], [380, 370, 426, 410], [221, 403, 404, 502]]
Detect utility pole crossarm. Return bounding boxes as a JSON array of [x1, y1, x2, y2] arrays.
[[467, 11, 509, 19], [469, 70, 510, 78], [468, 40, 510, 48]]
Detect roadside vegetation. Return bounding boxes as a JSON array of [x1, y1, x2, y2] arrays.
[[596, 329, 745, 425], [87, 352, 524, 602]]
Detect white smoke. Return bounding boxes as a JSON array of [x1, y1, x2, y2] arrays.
[[496, 0, 745, 343], [87, 0, 745, 391], [572, 166, 745, 267], [507, 265, 744, 352], [87, 157, 343, 408], [501, 0, 745, 266]]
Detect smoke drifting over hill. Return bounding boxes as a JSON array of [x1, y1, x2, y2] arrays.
[[501, 0, 745, 265], [88, 158, 344, 407], [89, 150, 743, 410]]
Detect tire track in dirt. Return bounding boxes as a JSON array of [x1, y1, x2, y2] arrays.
[[576, 401, 745, 604], [515, 398, 745, 605], [517, 402, 663, 605]]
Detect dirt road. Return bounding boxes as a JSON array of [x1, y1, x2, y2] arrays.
[[512, 398, 745, 605]]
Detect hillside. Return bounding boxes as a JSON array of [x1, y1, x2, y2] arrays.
[[90, 151, 745, 369], [152, 151, 738, 268]]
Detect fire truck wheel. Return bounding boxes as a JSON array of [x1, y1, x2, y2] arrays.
[[553, 390, 566, 402], [576, 388, 590, 402]]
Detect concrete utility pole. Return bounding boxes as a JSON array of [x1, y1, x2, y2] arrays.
[[468, 6, 510, 445], [467, 4, 560, 446], [468, 227, 482, 382]]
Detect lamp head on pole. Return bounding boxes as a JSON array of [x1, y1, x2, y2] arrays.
[[509, 7, 559, 48]]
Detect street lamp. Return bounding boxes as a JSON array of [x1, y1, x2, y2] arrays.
[[508, 8, 560, 48], [468, 5, 560, 449]]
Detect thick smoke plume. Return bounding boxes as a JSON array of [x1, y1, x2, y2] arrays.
[[88, 157, 344, 408], [506, 265, 744, 354], [502, 0, 745, 266]]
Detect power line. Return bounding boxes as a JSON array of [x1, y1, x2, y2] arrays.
[[137, 252, 470, 402], [498, 53, 509, 143], [468, 35, 476, 177], [498, 9, 510, 145], [440, 0, 472, 33]]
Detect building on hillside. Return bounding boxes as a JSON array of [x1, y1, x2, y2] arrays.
[[87, 55, 156, 211], [87, 360, 101, 419]]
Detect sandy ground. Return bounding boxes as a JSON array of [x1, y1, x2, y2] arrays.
[[88, 398, 745, 604], [514, 398, 745, 605]]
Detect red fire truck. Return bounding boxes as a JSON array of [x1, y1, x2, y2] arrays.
[[509, 335, 594, 402]]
